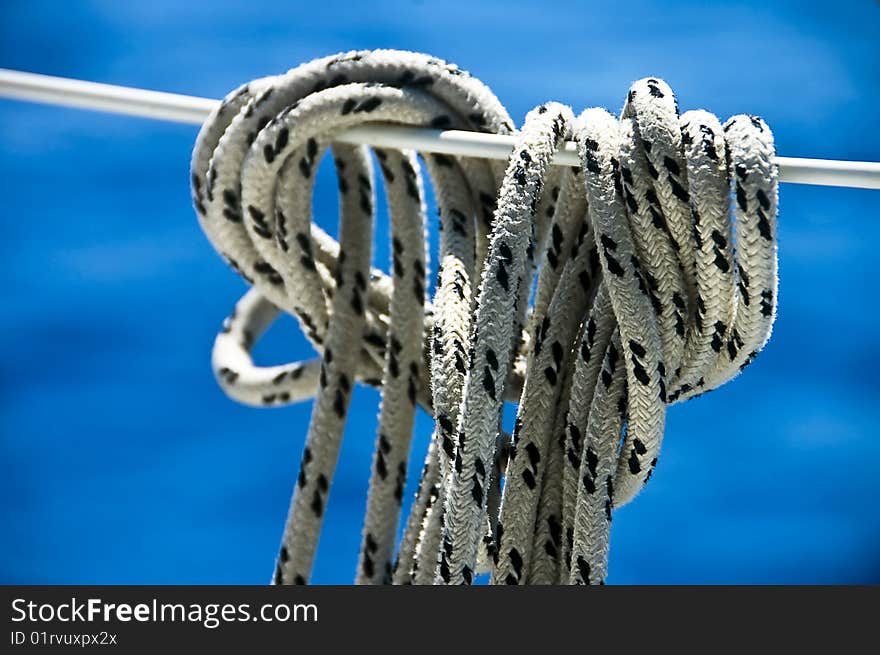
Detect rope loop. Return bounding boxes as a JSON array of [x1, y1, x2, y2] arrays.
[[191, 51, 778, 585]]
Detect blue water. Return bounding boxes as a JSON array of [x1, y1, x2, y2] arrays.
[[1, 0, 878, 584]]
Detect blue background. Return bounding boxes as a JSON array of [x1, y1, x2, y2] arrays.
[[1, 0, 878, 584]]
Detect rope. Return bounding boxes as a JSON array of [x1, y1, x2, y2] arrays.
[[191, 50, 778, 585]]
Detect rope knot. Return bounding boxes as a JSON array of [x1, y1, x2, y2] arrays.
[[191, 51, 779, 585]]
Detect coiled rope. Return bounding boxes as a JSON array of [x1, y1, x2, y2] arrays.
[[191, 49, 778, 585]]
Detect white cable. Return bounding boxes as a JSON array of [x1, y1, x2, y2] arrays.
[[1, 67, 878, 190]]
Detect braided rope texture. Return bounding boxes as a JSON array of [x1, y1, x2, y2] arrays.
[[191, 49, 778, 585]]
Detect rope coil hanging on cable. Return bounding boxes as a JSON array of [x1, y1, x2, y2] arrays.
[[190, 49, 778, 585]]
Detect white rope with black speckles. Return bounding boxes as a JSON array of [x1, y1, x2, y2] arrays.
[[192, 50, 778, 585]]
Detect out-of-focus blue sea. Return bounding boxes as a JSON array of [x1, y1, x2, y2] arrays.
[[1, 0, 878, 584]]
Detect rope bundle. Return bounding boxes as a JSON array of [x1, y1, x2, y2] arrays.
[[190, 49, 778, 585]]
